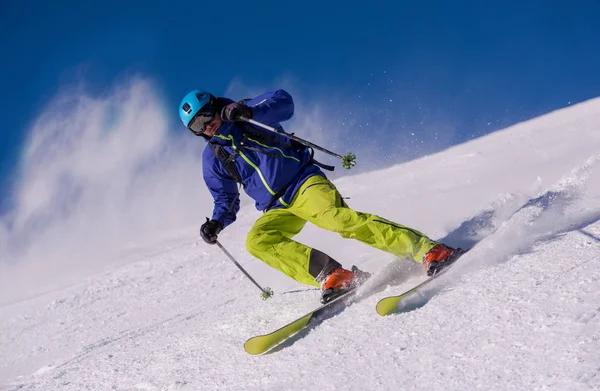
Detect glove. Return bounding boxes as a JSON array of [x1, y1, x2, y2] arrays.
[[200, 218, 222, 245], [221, 102, 253, 122]]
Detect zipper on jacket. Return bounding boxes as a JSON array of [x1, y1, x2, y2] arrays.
[[213, 133, 291, 207]]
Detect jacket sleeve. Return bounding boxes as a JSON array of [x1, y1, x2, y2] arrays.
[[247, 89, 294, 126], [202, 149, 240, 229]]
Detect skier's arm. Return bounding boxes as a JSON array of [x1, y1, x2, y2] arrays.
[[246, 89, 294, 126], [203, 153, 240, 229]]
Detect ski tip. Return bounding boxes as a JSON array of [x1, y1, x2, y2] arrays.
[[244, 338, 268, 355], [243, 313, 314, 355], [375, 297, 399, 316]]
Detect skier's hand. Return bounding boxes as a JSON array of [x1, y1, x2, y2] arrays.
[[200, 218, 222, 245], [221, 103, 253, 122]]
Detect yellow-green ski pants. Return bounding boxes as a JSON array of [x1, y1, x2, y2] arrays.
[[246, 175, 439, 287]]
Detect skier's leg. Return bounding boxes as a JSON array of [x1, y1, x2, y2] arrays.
[[289, 176, 439, 264], [246, 208, 341, 287]]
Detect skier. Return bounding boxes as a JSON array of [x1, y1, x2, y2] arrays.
[[179, 89, 460, 302]]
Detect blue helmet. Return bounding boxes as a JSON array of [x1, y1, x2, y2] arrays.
[[179, 90, 217, 136]]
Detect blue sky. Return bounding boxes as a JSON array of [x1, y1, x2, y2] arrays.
[[1, 0, 600, 209]]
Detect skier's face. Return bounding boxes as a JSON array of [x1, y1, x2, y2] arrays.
[[203, 112, 223, 137]]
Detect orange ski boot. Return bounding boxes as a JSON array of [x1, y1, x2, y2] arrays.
[[319, 266, 370, 304], [423, 244, 463, 277]]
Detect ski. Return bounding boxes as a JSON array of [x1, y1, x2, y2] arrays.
[[376, 250, 466, 316], [244, 255, 465, 354], [244, 286, 362, 355]]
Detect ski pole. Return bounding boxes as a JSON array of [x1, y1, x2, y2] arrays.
[[240, 117, 357, 170], [216, 240, 274, 300]]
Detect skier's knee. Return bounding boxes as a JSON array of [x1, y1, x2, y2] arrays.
[[245, 230, 260, 257], [318, 207, 357, 233], [246, 229, 272, 257]]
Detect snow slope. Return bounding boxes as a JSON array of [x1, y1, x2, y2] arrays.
[[2, 98, 600, 390]]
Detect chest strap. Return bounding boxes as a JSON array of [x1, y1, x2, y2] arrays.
[[209, 143, 244, 184]]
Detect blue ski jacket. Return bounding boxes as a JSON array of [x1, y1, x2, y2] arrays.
[[203, 90, 325, 229]]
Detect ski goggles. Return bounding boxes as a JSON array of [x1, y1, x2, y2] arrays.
[[188, 109, 216, 135], [188, 97, 218, 136]]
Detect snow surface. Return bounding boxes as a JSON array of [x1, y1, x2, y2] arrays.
[[2, 98, 600, 390]]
